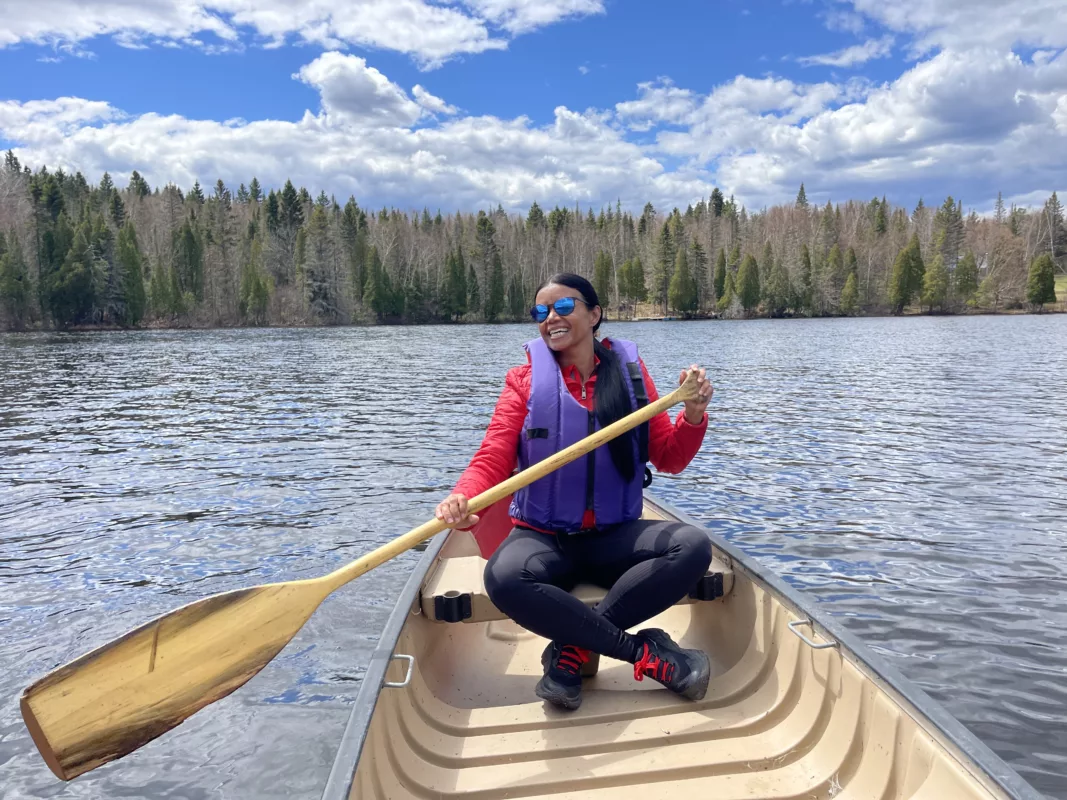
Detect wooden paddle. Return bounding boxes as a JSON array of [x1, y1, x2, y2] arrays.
[[21, 369, 703, 781]]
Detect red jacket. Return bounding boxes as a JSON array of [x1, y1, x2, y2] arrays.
[[454, 348, 707, 532]]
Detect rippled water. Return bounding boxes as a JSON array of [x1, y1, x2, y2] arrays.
[[2, 316, 1066, 799]]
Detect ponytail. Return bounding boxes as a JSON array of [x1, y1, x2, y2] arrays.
[[593, 338, 638, 482]]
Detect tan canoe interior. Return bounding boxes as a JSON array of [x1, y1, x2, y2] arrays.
[[350, 503, 1012, 799]]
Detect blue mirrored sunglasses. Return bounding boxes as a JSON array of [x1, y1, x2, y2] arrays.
[[530, 296, 586, 322]]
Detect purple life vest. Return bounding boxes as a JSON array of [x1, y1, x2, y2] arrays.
[[509, 336, 649, 534]]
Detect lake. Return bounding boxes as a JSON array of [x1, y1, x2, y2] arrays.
[[1, 315, 1065, 798]]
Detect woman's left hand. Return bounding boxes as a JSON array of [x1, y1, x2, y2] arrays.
[[679, 364, 713, 424]]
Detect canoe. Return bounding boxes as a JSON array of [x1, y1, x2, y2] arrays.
[[321, 495, 1043, 800]]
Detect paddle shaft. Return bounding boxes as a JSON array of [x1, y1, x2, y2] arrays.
[[321, 368, 701, 594]]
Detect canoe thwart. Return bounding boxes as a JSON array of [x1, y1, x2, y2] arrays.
[[420, 554, 734, 624]]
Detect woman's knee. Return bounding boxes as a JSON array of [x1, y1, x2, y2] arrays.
[[483, 544, 531, 606], [672, 524, 713, 569]]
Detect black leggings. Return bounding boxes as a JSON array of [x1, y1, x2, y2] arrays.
[[483, 519, 713, 664]]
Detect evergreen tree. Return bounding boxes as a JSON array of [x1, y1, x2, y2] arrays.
[[593, 250, 613, 305], [798, 243, 813, 313], [1043, 191, 1065, 260], [239, 233, 270, 324], [629, 256, 647, 302], [249, 177, 262, 203], [668, 247, 697, 315], [280, 180, 303, 228], [486, 252, 506, 321], [189, 180, 205, 204], [236, 183, 250, 204], [0, 233, 29, 324], [128, 170, 151, 198], [363, 246, 385, 318], [48, 225, 95, 326], [99, 172, 114, 195], [718, 271, 736, 312], [688, 239, 707, 310], [508, 274, 525, 319], [840, 272, 858, 315], [265, 191, 280, 233], [172, 219, 204, 300], [906, 234, 925, 301], [467, 262, 481, 314], [727, 242, 741, 271], [933, 195, 964, 267], [764, 252, 791, 317], [994, 192, 1006, 224], [1027, 253, 1057, 307], [710, 188, 724, 218], [736, 254, 761, 312], [653, 222, 674, 312], [955, 251, 979, 305], [713, 248, 726, 302], [149, 260, 175, 317], [109, 191, 125, 227], [795, 183, 808, 208], [922, 253, 949, 311], [116, 222, 146, 326]]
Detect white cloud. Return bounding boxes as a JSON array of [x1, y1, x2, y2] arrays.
[[845, 0, 1067, 53], [412, 85, 458, 116], [615, 79, 699, 127], [0, 0, 605, 67], [295, 53, 423, 127], [578, 65, 589, 75], [798, 35, 895, 68], [464, 0, 604, 34]]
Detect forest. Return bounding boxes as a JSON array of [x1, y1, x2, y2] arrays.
[[0, 150, 1063, 331]]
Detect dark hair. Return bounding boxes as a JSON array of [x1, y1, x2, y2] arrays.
[[535, 273, 637, 482]]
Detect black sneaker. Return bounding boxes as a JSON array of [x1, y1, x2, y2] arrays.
[[632, 628, 710, 701], [535, 642, 590, 710]]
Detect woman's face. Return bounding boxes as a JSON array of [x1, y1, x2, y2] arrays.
[[534, 283, 601, 353]]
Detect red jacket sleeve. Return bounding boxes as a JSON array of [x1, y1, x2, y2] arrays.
[[453, 365, 529, 499], [641, 360, 707, 474]]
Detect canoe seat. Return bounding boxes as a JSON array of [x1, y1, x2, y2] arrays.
[[420, 553, 734, 625]]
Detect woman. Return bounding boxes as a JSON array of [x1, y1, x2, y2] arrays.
[[435, 273, 714, 711]]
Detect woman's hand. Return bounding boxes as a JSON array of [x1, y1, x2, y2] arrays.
[[679, 364, 713, 424], [435, 493, 480, 530]]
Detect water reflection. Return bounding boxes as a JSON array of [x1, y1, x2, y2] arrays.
[[1, 316, 1065, 797]]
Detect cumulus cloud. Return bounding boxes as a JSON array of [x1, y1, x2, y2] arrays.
[[3, 46, 1065, 214], [295, 53, 423, 127], [0, 0, 604, 67], [798, 35, 895, 68], [412, 85, 458, 116], [845, 0, 1067, 53]]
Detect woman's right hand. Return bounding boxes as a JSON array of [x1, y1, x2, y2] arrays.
[[435, 493, 480, 530]]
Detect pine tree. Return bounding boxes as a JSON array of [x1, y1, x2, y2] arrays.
[[508, 274, 525, 319], [1043, 191, 1065, 260], [933, 195, 964, 267], [239, 233, 270, 324], [736, 254, 761, 312], [116, 222, 146, 326], [798, 243, 813, 313], [888, 246, 910, 314], [593, 250, 613, 305], [0, 233, 29, 325], [955, 251, 979, 306], [48, 225, 95, 326], [668, 247, 697, 315], [763, 251, 791, 317], [713, 248, 726, 302], [710, 188, 724, 218], [99, 172, 114, 195], [906, 234, 925, 302], [280, 180, 303, 228], [727, 242, 741, 271], [718, 271, 736, 312], [189, 180, 205, 204], [249, 177, 262, 203], [1027, 253, 1057, 307], [172, 219, 204, 300], [994, 192, 1006, 225], [922, 253, 949, 311], [467, 262, 481, 314], [840, 272, 858, 315], [629, 256, 647, 301], [236, 184, 250, 204], [688, 239, 707, 310], [653, 222, 674, 312], [109, 191, 125, 227], [128, 170, 151, 198], [149, 260, 175, 317], [795, 183, 808, 208]]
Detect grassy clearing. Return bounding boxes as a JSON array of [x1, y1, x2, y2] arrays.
[[1057, 275, 1067, 303]]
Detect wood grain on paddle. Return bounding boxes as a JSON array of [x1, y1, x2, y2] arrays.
[[21, 369, 702, 781]]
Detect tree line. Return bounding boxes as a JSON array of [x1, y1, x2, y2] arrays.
[[0, 151, 1062, 331]]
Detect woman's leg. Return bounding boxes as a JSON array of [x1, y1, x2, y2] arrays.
[[483, 528, 644, 663], [576, 519, 713, 632]]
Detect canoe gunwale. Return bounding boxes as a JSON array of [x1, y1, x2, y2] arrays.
[[320, 493, 1044, 800], [641, 495, 1044, 800], [320, 534, 448, 800]]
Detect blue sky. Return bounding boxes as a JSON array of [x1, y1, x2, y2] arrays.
[[0, 0, 1064, 214]]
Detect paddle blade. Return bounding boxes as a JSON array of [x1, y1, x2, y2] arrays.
[[20, 579, 327, 781]]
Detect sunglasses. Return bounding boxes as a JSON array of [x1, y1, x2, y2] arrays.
[[529, 297, 588, 322]]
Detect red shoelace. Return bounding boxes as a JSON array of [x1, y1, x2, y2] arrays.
[[557, 645, 590, 675], [633, 642, 675, 683]]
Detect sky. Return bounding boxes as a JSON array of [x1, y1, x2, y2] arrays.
[[0, 0, 1065, 215]]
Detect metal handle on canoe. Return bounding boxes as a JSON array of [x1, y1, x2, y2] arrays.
[[788, 619, 838, 650], [383, 654, 414, 688]]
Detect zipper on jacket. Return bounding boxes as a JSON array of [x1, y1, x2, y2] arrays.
[[581, 383, 587, 401]]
